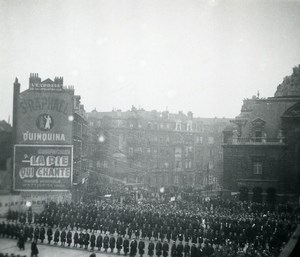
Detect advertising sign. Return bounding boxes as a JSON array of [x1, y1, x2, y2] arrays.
[[14, 145, 73, 191], [16, 91, 73, 145]]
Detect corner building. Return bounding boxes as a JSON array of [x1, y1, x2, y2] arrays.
[[87, 107, 230, 190], [12, 74, 88, 203], [223, 65, 300, 201]]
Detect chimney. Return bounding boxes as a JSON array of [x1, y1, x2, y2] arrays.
[[12, 78, 20, 144], [29, 73, 41, 86]]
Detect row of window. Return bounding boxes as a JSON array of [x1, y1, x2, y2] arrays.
[[93, 159, 199, 170], [90, 120, 225, 134], [121, 134, 214, 145], [127, 144, 218, 156]]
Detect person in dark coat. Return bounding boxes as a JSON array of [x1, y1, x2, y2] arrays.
[[31, 239, 39, 257], [54, 228, 60, 245], [153, 228, 159, 241], [130, 239, 138, 257], [178, 234, 183, 243], [73, 229, 79, 248], [90, 231, 96, 251], [148, 240, 155, 257], [147, 226, 153, 240], [123, 237, 130, 256], [196, 244, 203, 257], [155, 240, 162, 257], [103, 233, 109, 252], [141, 226, 147, 239], [190, 244, 197, 257], [135, 229, 140, 240], [79, 230, 84, 248], [191, 233, 197, 245], [176, 242, 184, 257], [61, 228, 66, 246], [184, 242, 190, 257], [110, 235, 116, 253], [67, 229, 72, 247], [138, 239, 145, 257], [159, 227, 165, 242], [34, 226, 39, 242], [128, 227, 133, 239], [29, 225, 34, 241], [18, 229, 25, 250], [117, 235, 123, 254], [84, 230, 90, 250], [166, 228, 172, 243], [47, 226, 53, 244], [171, 242, 177, 257], [39, 226, 45, 243], [162, 240, 169, 257], [24, 224, 30, 242], [96, 233, 103, 251]]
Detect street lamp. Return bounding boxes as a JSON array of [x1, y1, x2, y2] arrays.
[[98, 134, 105, 143]]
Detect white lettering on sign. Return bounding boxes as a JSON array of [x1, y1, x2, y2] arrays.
[[30, 83, 62, 88], [28, 155, 69, 166], [18, 167, 71, 179], [36, 167, 71, 178], [23, 131, 66, 142], [19, 167, 35, 179]]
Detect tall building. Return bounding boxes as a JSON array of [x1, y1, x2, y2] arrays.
[[223, 65, 300, 202], [87, 107, 230, 190], [12, 74, 88, 202]]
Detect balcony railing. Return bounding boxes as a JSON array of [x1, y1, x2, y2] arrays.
[[226, 137, 284, 145]]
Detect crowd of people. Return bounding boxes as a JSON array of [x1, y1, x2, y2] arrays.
[[1, 188, 300, 257]]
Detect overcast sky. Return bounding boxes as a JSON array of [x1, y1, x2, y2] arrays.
[[1, 0, 300, 121]]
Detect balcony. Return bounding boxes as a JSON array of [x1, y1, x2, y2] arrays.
[[225, 137, 284, 145]]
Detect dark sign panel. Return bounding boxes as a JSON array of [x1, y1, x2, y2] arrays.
[[16, 90, 73, 145], [14, 145, 73, 191]]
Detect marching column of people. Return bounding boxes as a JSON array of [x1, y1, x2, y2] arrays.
[[0, 219, 298, 257], [1, 197, 300, 257]]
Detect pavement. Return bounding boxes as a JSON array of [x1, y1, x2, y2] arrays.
[[0, 238, 126, 257]]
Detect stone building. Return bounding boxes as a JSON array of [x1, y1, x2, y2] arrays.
[[223, 65, 300, 201], [87, 107, 230, 190]]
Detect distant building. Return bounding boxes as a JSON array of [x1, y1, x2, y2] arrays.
[[0, 120, 12, 194], [87, 107, 230, 190], [223, 65, 300, 201]]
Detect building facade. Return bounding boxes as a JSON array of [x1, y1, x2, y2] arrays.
[[87, 107, 230, 190], [0, 120, 12, 195], [12, 74, 88, 202], [223, 65, 300, 201]]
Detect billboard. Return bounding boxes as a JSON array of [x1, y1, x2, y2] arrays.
[[16, 90, 73, 145], [14, 145, 73, 191]]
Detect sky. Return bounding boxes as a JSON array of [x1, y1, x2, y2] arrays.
[[0, 0, 300, 121]]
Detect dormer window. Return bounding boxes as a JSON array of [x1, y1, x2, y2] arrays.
[[251, 118, 266, 142], [187, 121, 192, 131]]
